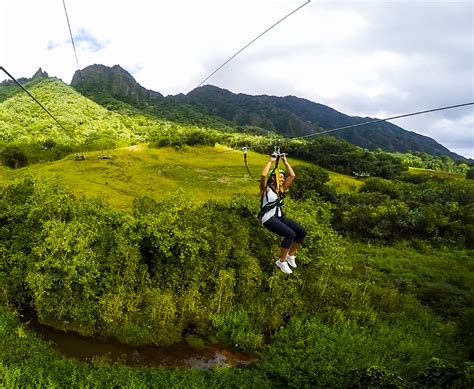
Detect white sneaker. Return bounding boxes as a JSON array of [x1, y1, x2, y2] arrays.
[[286, 255, 297, 268], [276, 260, 292, 274]]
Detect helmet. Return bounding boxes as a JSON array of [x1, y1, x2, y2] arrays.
[[269, 169, 286, 178]]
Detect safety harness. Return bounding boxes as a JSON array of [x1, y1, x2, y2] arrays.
[[258, 187, 284, 221], [258, 142, 286, 222]]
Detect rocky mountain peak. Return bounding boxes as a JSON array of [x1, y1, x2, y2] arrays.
[[32, 68, 49, 79], [71, 64, 163, 104]]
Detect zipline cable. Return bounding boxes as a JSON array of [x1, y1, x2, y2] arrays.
[[63, 0, 94, 131], [0, 66, 81, 145], [62, 0, 82, 76], [181, 101, 473, 176], [196, 0, 311, 88], [293, 102, 474, 140], [235, 103, 474, 175]]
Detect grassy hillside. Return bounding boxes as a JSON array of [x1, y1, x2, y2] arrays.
[[0, 78, 150, 146], [407, 167, 466, 180], [0, 144, 361, 209]]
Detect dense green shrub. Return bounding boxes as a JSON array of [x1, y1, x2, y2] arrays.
[[259, 313, 465, 387], [150, 125, 219, 148], [396, 151, 470, 174], [334, 176, 474, 246], [348, 366, 403, 388], [290, 165, 337, 202], [417, 357, 473, 388], [0, 145, 28, 168], [1, 178, 342, 347], [466, 167, 474, 180], [1, 177, 472, 387]]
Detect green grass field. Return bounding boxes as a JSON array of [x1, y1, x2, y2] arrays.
[[407, 167, 466, 180], [0, 144, 362, 209]]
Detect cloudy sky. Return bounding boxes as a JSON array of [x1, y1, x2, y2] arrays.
[[1, 0, 473, 158]]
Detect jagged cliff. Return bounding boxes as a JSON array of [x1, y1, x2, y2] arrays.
[[71, 64, 163, 106]]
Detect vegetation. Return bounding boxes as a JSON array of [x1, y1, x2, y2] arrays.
[[395, 152, 470, 174], [0, 145, 28, 168], [0, 78, 155, 164], [333, 175, 474, 247], [2, 77, 471, 183], [148, 127, 409, 180], [71, 64, 469, 159], [1, 169, 472, 387], [0, 75, 473, 387], [0, 145, 349, 209], [466, 167, 474, 180]]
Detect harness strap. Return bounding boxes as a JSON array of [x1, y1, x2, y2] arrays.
[[261, 198, 282, 213], [267, 154, 281, 188], [258, 187, 285, 221], [259, 141, 284, 221]]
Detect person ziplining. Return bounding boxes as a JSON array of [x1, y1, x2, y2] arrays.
[[259, 149, 306, 275]]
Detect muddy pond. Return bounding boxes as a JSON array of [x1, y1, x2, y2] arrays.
[[22, 310, 258, 369]]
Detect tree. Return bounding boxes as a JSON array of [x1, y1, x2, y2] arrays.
[[290, 165, 336, 201], [466, 167, 474, 180], [0, 145, 28, 168]]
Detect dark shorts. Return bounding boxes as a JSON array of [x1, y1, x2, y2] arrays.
[[263, 216, 307, 249]]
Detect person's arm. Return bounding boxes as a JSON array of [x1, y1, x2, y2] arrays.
[[260, 154, 277, 192], [282, 154, 295, 190]]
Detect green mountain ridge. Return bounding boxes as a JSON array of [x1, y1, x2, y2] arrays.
[[71, 65, 243, 134], [0, 77, 148, 147], [0, 68, 50, 102], [0, 75, 172, 170], [71, 64, 467, 160]]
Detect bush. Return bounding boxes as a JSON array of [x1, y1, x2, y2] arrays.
[[417, 358, 472, 388], [0, 145, 28, 168], [348, 366, 403, 388], [290, 165, 337, 202], [184, 334, 205, 349], [1, 177, 472, 387], [466, 167, 474, 180]]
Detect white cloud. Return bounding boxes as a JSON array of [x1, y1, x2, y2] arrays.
[[396, 110, 474, 152]]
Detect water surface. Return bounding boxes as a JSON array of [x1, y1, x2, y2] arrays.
[[23, 311, 257, 369]]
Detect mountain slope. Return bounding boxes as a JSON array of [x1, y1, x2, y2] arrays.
[[178, 86, 459, 158], [71, 65, 244, 133], [0, 68, 49, 102], [0, 77, 154, 148], [70, 64, 464, 160]]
